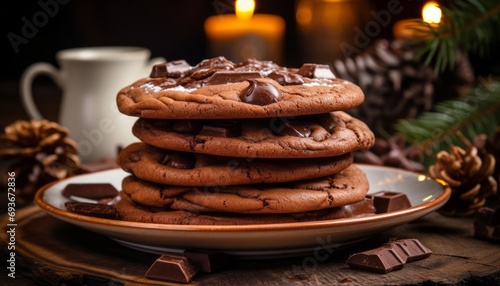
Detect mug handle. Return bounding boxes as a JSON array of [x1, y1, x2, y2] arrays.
[[20, 63, 63, 120]]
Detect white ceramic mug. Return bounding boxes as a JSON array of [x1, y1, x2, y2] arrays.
[[20, 46, 164, 163]]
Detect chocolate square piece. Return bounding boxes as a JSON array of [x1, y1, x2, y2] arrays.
[[390, 239, 432, 262], [145, 253, 199, 283], [207, 70, 263, 85], [347, 246, 406, 274], [62, 183, 118, 200], [64, 202, 117, 219], [183, 251, 228, 273], [474, 207, 500, 242], [297, 63, 336, 79], [347, 239, 432, 274], [368, 191, 411, 213]]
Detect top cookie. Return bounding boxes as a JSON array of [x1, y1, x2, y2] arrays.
[[117, 57, 365, 119]]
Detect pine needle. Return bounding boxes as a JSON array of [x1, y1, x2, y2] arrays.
[[414, 0, 500, 73], [395, 79, 500, 166]]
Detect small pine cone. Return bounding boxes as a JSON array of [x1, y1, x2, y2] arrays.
[[473, 127, 500, 198], [355, 135, 425, 173], [0, 120, 81, 204], [429, 134, 498, 217]]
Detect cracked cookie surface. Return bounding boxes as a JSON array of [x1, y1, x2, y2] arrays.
[[116, 192, 375, 225], [116, 57, 365, 119], [132, 111, 374, 158], [118, 142, 354, 186], [120, 164, 369, 214]]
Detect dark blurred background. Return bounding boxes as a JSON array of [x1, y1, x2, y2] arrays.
[[0, 0, 496, 129]]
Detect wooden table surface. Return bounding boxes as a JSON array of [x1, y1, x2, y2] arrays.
[[1, 203, 499, 286]]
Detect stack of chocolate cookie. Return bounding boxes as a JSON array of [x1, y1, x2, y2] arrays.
[[115, 57, 376, 225]]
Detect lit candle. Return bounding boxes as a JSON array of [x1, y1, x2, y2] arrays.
[[393, 1, 442, 39], [204, 0, 285, 63]]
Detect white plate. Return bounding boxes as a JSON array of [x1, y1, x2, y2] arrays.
[[35, 165, 450, 257]]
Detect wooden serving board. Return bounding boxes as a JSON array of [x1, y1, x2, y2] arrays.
[[1, 205, 499, 285]]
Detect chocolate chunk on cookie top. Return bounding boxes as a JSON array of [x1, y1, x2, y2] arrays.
[[117, 57, 364, 119]]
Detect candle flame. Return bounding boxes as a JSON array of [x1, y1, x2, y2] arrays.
[[422, 1, 442, 24], [236, 0, 255, 20]]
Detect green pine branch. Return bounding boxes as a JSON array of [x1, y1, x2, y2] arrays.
[[395, 78, 500, 166], [414, 0, 500, 73]]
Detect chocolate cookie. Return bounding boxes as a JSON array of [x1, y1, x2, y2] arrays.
[[118, 143, 353, 186], [116, 192, 375, 225], [116, 58, 364, 119], [121, 164, 369, 214], [132, 111, 374, 159]]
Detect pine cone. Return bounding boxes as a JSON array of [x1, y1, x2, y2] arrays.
[[429, 133, 498, 217], [473, 127, 500, 198], [0, 120, 81, 205], [355, 135, 425, 173], [332, 39, 474, 135]]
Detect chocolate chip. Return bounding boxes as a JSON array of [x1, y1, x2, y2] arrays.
[[297, 63, 336, 79], [207, 71, 263, 85], [198, 120, 241, 138], [162, 153, 196, 169], [240, 80, 281, 106], [145, 253, 199, 283]]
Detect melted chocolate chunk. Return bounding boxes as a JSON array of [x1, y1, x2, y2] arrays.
[[268, 71, 304, 85], [236, 59, 278, 71], [150, 60, 191, 78], [145, 253, 199, 283], [240, 80, 281, 106], [198, 120, 241, 138], [162, 153, 196, 169], [277, 121, 312, 138], [149, 57, 340, 90], [189, 56, 234, 80], [158, 78, 179, 88], [171, 120, 203, 134], [207, 71, 263, 85], [297, 63, 336, 79]]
